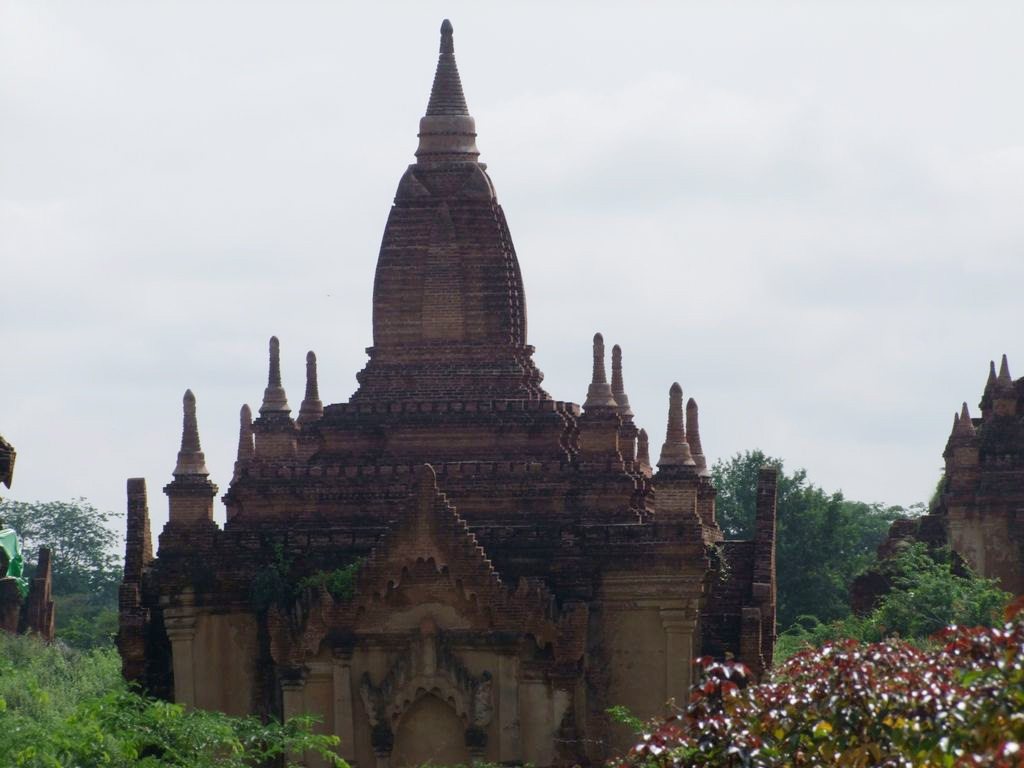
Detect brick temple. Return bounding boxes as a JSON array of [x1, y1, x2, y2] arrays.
[[852, 354, 1024, 616], [930, 355, 1024, 594], [118, 21, 777, 767]]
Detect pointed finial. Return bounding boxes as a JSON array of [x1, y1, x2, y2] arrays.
[[174, 389, 209, 477], [237, 404, 254, 462], [658, 383, 695, 468], [592, 333, 606, 383], [417, 19, 478, 162], [997, 354, 1013, 389], [269, 337, 281, 386], [953, 402, 976, 438], [260, 336, 291, 415], [610, 344, 634, 419], [637, 428, 651, 467], [686, 397, 709, 474], [988, 360, 997, 387], [297, 351, 324, 425], [584, 333, 618, 409], [440, 19, 454, 53], [232, 404, 254, 482]]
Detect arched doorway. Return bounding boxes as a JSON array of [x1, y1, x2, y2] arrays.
[[391, 692, 470, 768]]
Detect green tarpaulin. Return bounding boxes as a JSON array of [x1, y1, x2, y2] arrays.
[[0, 528, 28, 598]]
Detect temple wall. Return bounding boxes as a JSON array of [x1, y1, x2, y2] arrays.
[[192, 613, 258, 716], [948, 506, 1024, 594], [602, 606, 666, 720]]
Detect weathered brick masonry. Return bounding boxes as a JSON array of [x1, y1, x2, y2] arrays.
[[118, 21, 777, 767]]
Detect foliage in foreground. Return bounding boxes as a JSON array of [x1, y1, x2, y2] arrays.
[[775, 543, 1010, 661], [614, 600, 1024, 768], [0, 632, 346, 767]]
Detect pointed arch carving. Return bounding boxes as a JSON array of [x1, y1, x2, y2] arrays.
[[266, 465, 586, 668]]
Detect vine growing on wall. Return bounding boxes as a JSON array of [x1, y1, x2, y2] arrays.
[[295, 559, 365, 603], [249, 542, 364, 612]]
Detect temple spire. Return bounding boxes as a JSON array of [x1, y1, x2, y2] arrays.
[[997, 354, 1013, 389], [637, 428, 651, 467], [427, 20, 467, 115], [260, 336, 290, 415], [658, 383, 695, 468], [173, 390, 209, 477], [954, 402, 976, 437], [237, 405, 254, 462], [416, 19, 479, 162], [610, 344, 634, 420], [686, 397, 708, 474], [297, 351, 324, 425], [584, 333, 617, 409]]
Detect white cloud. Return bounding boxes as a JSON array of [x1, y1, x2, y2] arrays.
[[2, 1, 1023, 537]]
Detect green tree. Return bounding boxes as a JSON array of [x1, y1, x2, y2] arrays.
[[871, 543, 1009, 639], [0, 498, 121, 596], [712, 451, 903, 628], [0, 497, 122, 648], [775, 543, 1009, 659]]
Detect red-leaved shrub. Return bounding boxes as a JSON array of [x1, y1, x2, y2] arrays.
[[615, 598, 1024, 767]]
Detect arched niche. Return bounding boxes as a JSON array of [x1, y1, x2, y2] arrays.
[[391, 692, 470, 768]]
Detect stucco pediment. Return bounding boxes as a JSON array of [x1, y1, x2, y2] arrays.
[[268, 465, 586, 667]]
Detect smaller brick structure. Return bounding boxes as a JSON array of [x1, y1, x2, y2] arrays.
[[853, 354, 1024, 613], [932, 355, 1024, 595], [0, 435, 56, 641]]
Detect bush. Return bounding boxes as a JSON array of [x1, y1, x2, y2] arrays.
[[0, 632, 347, 767], [615, 599, 1024, 767], [775, 543, 1009, 661]]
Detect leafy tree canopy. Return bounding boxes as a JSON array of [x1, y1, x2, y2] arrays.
[[776, 543, 1011, 659], [711, 450, 916, 628], [0, 497, 122, 597], [0, 497, 123, 648]]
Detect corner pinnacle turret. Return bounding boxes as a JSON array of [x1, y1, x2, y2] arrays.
[[610, 344, 634, 420], [173, 390, 209, 477], [297, 351, 324, 425], [658, 383, 696, 468], [260, 337, 290, 415], [584, 334, 618, 409]]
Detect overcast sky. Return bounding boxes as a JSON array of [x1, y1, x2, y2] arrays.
[[2, 2, 1023, 538]]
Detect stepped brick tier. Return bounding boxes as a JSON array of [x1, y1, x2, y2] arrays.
[[118, 21, 777, 767], [852, 354, 1024, 615]]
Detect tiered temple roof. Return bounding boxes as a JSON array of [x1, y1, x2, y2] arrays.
[[118, 21, 777, 767]]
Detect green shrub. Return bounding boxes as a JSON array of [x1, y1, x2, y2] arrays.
[[775, 543, 1009, 661], [0, 632, 347, 767]]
